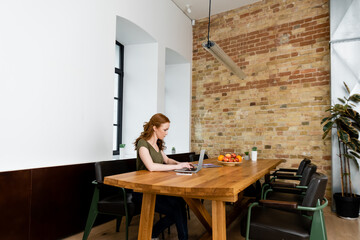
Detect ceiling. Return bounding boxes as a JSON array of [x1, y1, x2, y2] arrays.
[[171, 0, 261, 20]]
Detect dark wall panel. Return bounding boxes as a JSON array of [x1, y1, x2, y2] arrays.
[[0, 170, 31, 240], [0, 153, 194, 240], [30, 163, 95, 240]]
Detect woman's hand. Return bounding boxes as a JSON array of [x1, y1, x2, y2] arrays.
[[175, 162, 193, 170]]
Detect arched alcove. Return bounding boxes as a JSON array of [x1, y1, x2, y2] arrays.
[[164, 48, 191, 153]]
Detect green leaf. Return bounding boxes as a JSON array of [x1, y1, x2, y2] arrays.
[[338, 117, 351, 126], [345, 109, 360, 125], [337, 129, 351, 143], [349, 150, 360, 158], [322, 131, 330, 140], [321, 117, 330, 125], [352, 138, 360, 150], [344, 153, 355, 160], [351, 122, 360, 131], [323, 121, 333, 133], [349, 94, 360, 103], [322, 121, 333, 139], [338, 98, 346, 104], [344, 82, 351, 94], [334, 104, 344, 111], [339, 120, 359, 139], [347, 141, 357, 151]]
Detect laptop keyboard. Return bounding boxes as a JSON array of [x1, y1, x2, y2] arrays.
[[187, 166, 197, 171]]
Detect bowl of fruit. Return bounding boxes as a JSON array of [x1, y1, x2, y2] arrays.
[[217, 153, 242, 166]]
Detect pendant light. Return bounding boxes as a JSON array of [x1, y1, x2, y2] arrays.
[[202, 0, 246, 79]]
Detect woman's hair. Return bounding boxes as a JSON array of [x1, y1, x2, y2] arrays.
[[134, 113, 170, 151]]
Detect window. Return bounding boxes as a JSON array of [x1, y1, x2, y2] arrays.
[[113, 41, 124, 155]]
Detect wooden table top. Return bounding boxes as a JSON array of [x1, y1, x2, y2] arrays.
[[104, 158, 283, 202]]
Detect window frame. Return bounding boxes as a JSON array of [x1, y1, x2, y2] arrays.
[[113, 41, 124, 155]]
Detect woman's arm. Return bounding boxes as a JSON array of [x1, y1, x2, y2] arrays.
[[139, 147, 192, 172], [162, 151, 179, 164]]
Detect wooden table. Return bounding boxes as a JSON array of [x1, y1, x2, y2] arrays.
[[104, 158, 283, 240]]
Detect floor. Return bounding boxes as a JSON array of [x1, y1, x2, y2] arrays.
[[64, 200, 360, 240]]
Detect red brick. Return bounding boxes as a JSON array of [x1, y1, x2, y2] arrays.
[[300, 40, 316, 46], [279, 71, 291, 76]]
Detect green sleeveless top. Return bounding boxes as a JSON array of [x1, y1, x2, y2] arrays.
[[136, 139, 164, 171]]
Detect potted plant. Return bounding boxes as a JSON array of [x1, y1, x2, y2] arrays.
[[251, 147, 257, 162], [244, 151, 250, 160], [119, 144, 126, 158], [322, 82, 360, 218]]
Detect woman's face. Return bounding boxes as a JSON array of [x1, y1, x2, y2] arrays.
[[154, 122, 170, 140]]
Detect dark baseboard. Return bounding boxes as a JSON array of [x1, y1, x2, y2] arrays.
[[0, 152, 194, 240]]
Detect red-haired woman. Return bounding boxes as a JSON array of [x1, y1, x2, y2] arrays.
[[133, 113, 191, 240]]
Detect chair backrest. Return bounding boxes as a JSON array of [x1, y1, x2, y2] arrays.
[[299, 164, 317, 186], [95, 160, 133, 184], [296, 158, 311, 175], [189, 153, 209, 162], [301, 173, 328, 207]]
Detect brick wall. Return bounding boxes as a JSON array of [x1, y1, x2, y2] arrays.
[[191, 0, 331, 196]]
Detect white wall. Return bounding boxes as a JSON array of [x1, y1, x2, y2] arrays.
[[0, 0, 192, 171], [330, 0, 360, 202], [164, 63, 191, 154], [122, 43, 159, 157], [114, 0, 192, 62], [0, 0, 117, 171]]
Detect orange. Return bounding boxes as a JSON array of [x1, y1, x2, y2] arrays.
[[218, 155, 224, 161], [236, 155, 242, 162]]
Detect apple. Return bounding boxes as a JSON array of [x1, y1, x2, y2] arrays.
[[231, 153, 236, 158], [229, 158, 234, 162], [225, 153, 231, 158], [223, 157, 229, 162]]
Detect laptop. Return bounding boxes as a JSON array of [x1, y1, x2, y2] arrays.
[[175, 149, 206, 173]]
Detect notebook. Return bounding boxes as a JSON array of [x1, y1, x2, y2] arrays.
[[174, 149, 206, 173]]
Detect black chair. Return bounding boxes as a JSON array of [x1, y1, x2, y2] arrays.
[[271, 158, 311, 178], [263, 164, 317, 202], [189, 152, 209, 162], [242, 173, 328, 240], [82, 160, 141, 240], [262, 162, 316, 199]]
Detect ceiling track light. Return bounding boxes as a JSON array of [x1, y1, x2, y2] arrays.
[[186, 4, 191, 14], [202, 0, 246, 79]]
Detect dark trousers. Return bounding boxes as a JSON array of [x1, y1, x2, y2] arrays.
[[133, 193, 188, 240]]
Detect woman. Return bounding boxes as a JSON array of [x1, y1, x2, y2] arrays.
[[133, 113, 192, 240]]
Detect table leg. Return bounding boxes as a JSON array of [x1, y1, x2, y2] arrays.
[[212, 200, 226, 240], [265, 173, 271, 183], [183, 198, 212, 233], [138, 193, 156, 240]]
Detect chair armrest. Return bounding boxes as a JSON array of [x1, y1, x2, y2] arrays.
[[270, 187, 304, 194], [272, 168, 298, 175], [297, 198, 328, 211], [278, 168, 298, 172], [259, 199, 298, 210], [270, 182, 297, 188], [276, 174, 301, 180]]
